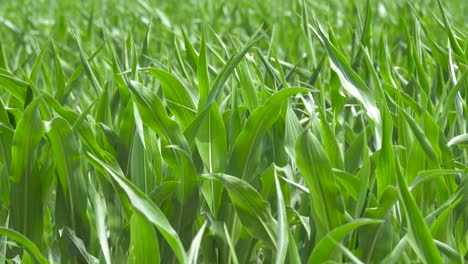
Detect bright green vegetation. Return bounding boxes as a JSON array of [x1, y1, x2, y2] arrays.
[[0, 0, 467, 263]]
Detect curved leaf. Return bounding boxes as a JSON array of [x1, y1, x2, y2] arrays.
[[129, 212, 160, 264], [10, 100, 44, 244], [146, 69, 197, 128], [313, 25, 382, 149], [87, 153, 187, 263], [88, 182, 111, 264], [187, 222, 207, 264], [202, 173, 278, 248], [274, 169, 288, 264], [308, 219, 382, 264], [45, 117, 88, 229], [395, 158, 443, 264], [447, 133, 468, 147], [229, 87, 308, 180], [0, 227, 48, 264], [295, 129, 345, 241]]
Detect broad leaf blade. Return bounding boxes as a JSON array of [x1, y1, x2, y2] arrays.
[[308, 219, 383, 263], [0, 227, 48, 264], [395, 158, 443, 264], [229, 87, 307, 180], [129, 212, 161, 264], [202, 173, 278, 248], [10, 100, 44, 244], [295, 129, 345, 241], [87, 153, 187, 263]]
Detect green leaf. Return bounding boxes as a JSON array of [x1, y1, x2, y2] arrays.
[[313, 25, 382, 149], [51, 42, 66, 101], [45, 117, 88, 229], [205, 29, 261, 108], [354, 119, 370, 218], [447, 134, 468, 147], [187, 222, 207, 264], [395, 104, 439, 164], [295, 129, 345, 241], [436, 0, 465, 58], [229, 87, 307, 180], [409, 169, 464, 191], [223, 223, 240, 264], [72, 32, 101, 94], [88, 181, 111, 264], [129, 130, 148, 193], [9, 100, 44, 244], [0, 41, 8, 70], [146, 69, 197, 128], [87, 153, 187, 263], [284, 102, 303, 161], [381, 236, 409, 264], [308, 219, 383, 263], [274, 169, 288, 264], [359, 186, 399, 262], [64, 227, 99, 264], [238, 61, 259, 111], [0, 69, 28, 102], [29, 41, 49, 86], [202, 173, 278, 248], [127, 80, 199, 244], [395, 158, 443, 264], [197, 28, 210, 109], [181, 27, 199, 71], [129, 212, 160, 264], [0, 99, 13, 206], [196, 103, 227, 173], [286, 229, 301, 264], [0, 227, 48, 264]]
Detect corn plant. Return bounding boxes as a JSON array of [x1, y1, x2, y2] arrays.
[[0, 0, 467, 263]]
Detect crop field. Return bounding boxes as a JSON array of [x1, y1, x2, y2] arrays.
[[0, 0, 467, 263]]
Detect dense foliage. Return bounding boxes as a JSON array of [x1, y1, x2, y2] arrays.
[[0, 0, 467, 263]]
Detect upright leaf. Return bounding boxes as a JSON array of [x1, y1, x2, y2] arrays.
[[10, 100, 44, 245], [129, 212, 160, 264], [313, 25, 382, 149], [46, 117, 88, 234], [146, 69, 197, 128], [395, 158, 443, 264], [88, 181, 111, 264], [87, 153, 187, 263], [0, 228, 48, 264], [187, 222, 207, 264], [202, 173, 278, 248], [274, 169, 288, 264], [295, 129, 345, 241], [197, 29, 210, 109], [229, 87, 307, 181], [308, 219, 382, 263]]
